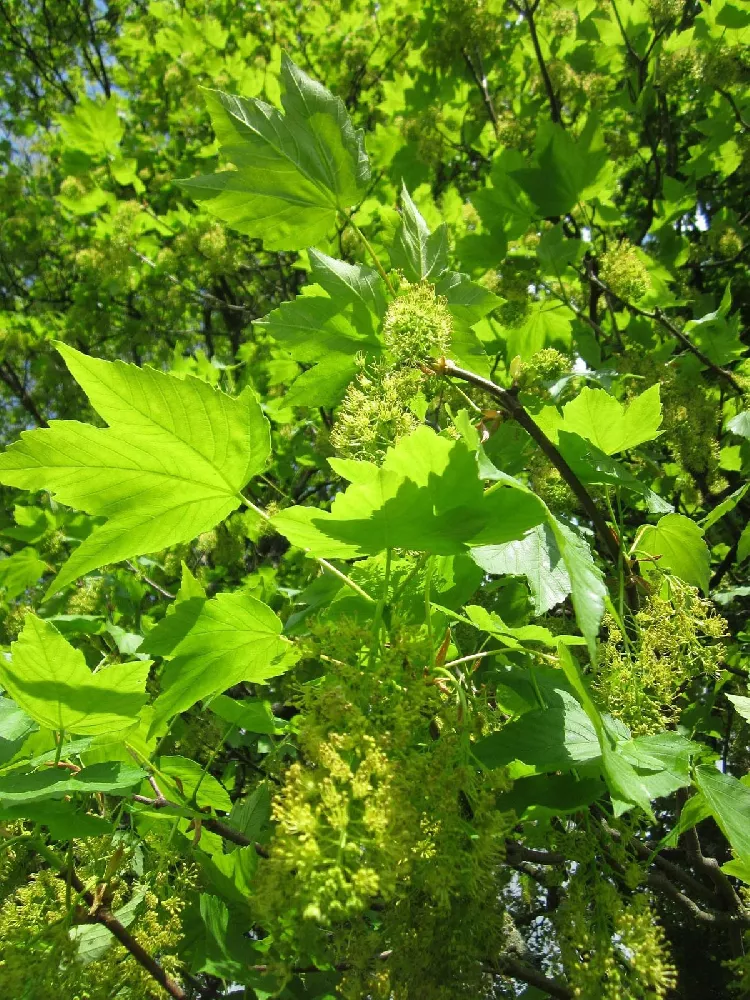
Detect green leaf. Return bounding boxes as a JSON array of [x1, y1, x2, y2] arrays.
[[738, 522, 750, 565], [0, 801, 111, 840], [256, 294, 379, 361], [208, 695, 284, 735], [273, 426, 546, 558], [388, 184, 449, 282], [701, 483, 750, 530], [0, 547, 47, 600], [70, 891, 144, 964], [638, 514, 710, 593], [308, 248, 387, 321], [559, 385, 662, 456], [194, 893, 254, 979], [228, 782, 271, 845], [181, 55, 368, 250], [511, 118, 611, 217], [0, 762, 145, 806], [727, 694, 750, 723], [0, 697, 37, 765], [1, 615, 149, 735], [727, 411, 750, 438], [500, 772, 604, 820], [175, 561, 206, 605], [695, 764, 750, 861], [143, 593, 297, 730], [57, 97, 123, 157], [158, 756, 232, 812], [0, 344, 270, 595], [619, 732, 698, 800], [284, 359, 358, 408], [548, 518, 606, 657], [471, 522, 571, 615], [474, 687, 601, 772]]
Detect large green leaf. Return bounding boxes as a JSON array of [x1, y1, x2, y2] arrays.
[[0, 615, 149, 735], [273, 426, 546, 558], [143, 593, 298, 730], [559, 385, 662, 456], [510, 118, 611, 217], [0, 344, 269, 595], [471, 522, 571, 614], [548, 517, 606, 657], [638, 514, 710, 593], [57, 96, 123, 157], [474, 687, 601, 772], [695, 764, 750, 861], [181, 54, 369, 249]]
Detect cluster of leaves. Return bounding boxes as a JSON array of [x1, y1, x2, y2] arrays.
[[1, 1, 750, 999]]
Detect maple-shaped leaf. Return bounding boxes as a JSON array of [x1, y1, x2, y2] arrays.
[[142, 592, 298, 731], [272, 426, 546, 558], [0, 615, 149, 735], [0, 344, 269, 595], [181, 53, 369, 250]]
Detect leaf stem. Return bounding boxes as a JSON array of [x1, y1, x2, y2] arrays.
[[435, 359, 622, 568], [368, 548, 392, 669], [236, 493, 375, 602], [343, 215, 396, 294], [318, 558, 376, 602], [425, 556, 436, 670]]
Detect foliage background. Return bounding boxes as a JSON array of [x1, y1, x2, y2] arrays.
[[0, 1, 750, 998]]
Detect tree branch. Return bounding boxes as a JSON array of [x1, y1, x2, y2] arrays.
[[36, 844, 187, 999], [0, 361, 48, 427], [588, 273, 743, 394], [510, 0, 562, 125], [433, 359, 622, 567], [462, 46, 500, 138], [492, 955, 573, 999]]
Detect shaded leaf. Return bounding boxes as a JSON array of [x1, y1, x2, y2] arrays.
[[143, 594, 297, 730], [0, 344, 269, 595], [1, 615, 149, 735]]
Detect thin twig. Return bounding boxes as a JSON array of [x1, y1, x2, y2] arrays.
[[510, 0, 562, 125], [36, 843, 187, 999], [434, 359, 622, 567], [125, 561, 175, 600], [492, 955, 573, 999], [588, 273, 743, 394]]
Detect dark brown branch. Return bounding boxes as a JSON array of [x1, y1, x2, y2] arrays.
[[131, 793, 268, 856], [716, 87, 750, 132], [435, 359, 622, 567], [493, 955, 573, 999], [0, 361, 48, 427], [462, 47, 500, 137], [39, 852, 187, 999], [588, 273, 743, 394], [645, 872, 750, 928], [506, 842, 566, 866], [510, 0, 562, 125]]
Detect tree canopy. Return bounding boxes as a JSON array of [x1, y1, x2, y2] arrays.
[[1, 1, 750, 998]]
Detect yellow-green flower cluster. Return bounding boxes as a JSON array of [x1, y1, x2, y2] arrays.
[[600, 241, 651, 302], [330, 362, 424, 460], [0, 835, 192, 1000], [595, 579, 726, 735], [383, 281, 452, 366], [254, 617, 514, 999], [557, 876, 677, 999]]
